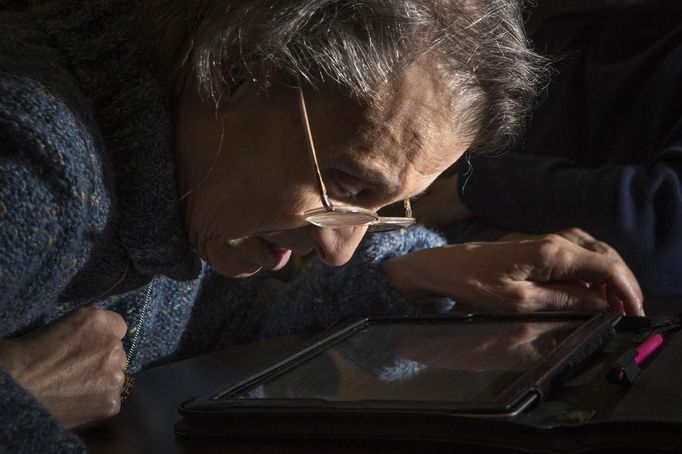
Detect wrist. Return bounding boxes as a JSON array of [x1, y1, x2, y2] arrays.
[[382, 258, 411, 295], [497, 232, 534, 242], [383, 255, 437, 299], [0, 339, 26, 380], [382, 254, 457, 314], [0, 339, 13, 373]]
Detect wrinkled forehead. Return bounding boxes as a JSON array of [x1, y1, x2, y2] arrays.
[[308, 61, 467, 198]]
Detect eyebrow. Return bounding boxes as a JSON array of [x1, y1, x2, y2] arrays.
[[334, 158, 401, 198]]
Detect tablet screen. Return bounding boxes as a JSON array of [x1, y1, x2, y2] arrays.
[[229, 320, 581, 403]]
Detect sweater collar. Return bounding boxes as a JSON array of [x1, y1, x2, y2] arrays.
[[35, 0, 201, 280]]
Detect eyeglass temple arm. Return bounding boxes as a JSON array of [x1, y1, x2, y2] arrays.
[[298, 85, 414, 220], [297, 86, 333, 210]]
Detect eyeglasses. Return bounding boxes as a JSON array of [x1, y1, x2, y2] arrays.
[[296, 86, 416, 233]]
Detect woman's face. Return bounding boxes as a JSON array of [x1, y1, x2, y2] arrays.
[[174, 62, 470, 277]]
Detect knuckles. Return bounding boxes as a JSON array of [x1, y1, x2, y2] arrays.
[[562, 227, 586, 237], [24, 307, 129, 427], [559, 227, 594, 244], [93, 368, 125, 418], [558, 228, 620, 258], [107, 343, 127, 369], [102, 396, 122, 418], [501, 283, 536, 312], [535, 233, 566, 250], [111, 369, 126, 388], [534, 234, 571, 266], [590, 240, 613, 255], [72, 307, 128, 338]]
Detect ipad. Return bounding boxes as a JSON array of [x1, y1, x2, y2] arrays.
[[177, 312, 620, 440]]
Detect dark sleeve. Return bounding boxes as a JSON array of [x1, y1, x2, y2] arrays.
[[0, 370, 84, 452], [176, 227, 453, 357], [441, 218, 511, 244], [0, 70, 98, 452], [459, 135, 682, 296]]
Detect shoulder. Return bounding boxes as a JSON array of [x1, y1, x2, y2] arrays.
[[0, 59, 110, 242], [1, 56, 96, 158], [0, 59, 111, 336], [0, 52, 109, 214]]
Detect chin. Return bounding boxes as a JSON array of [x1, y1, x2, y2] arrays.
[[231, 268, 264, 278], [209, 259, 263, 278]]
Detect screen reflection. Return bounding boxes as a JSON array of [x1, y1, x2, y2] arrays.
[[234, 321, 579, 403]]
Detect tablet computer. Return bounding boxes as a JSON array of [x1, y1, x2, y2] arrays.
[[177, 312, 620, 440]]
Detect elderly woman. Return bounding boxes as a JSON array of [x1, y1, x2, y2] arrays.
[[0, 0, 642, 451]]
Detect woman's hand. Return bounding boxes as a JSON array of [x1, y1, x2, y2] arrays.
[[383, 229, 644, 315], [0, 307, 128, 429]]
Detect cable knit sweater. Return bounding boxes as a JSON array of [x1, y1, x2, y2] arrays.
[[0, 1, 449, 452]]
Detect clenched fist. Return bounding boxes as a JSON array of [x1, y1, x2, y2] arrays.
[[0, 307, 128, 429]]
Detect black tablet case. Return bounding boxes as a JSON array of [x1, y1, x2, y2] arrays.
[[176, 314, 682, 452]]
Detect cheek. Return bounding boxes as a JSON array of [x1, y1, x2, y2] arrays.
[[183, 97, 324, 240], [211, 149, 314, 238], [205, 237, 261, 277], [254, 188, 322, 233], [218, 180, 321, 240]]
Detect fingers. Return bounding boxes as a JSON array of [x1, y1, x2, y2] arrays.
[[578, 282, 626, 314], [605, 286, 626, 314], [531, 235, 644, 316], [559, 229, 624, 267], [18, 307, 130, 430], [555, 227, 597, 246], [510, 282, 610, 313], [111, 341, 128, 370], [104, 310, 128, 340], [73, 306, 128, 339], [556, 229, 644, 314], [502, 229, 643, 314], [559, 229, 624, 266], [386, 233, 644, 316], [570, 255, 643, 316]]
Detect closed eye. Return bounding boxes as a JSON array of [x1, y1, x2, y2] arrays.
[[328, 170, 364, 203], [331, 179, 360, 203]]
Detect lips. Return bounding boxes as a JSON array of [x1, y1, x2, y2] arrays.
[[258, 239, 293, 271], [268, 247, 292, 271]]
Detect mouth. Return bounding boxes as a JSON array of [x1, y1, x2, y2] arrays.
[[257, 239, 293, 271]]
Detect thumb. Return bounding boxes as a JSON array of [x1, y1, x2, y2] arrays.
[[522, 282, 610, 312]]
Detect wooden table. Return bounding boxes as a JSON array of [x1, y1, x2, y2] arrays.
[[81, 298, 680, 454]]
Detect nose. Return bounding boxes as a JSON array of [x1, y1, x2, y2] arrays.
[[310, 225, 368, 266]]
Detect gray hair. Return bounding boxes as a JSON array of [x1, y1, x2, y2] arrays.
[[145, 0, 548, 152]]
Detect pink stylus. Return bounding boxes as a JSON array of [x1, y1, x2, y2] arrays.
[[617, 333, 664, 382]]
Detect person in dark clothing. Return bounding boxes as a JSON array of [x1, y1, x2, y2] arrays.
[[413, 1, 682, 298]]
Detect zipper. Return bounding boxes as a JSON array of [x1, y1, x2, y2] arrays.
[[124, 279, 153, 372]]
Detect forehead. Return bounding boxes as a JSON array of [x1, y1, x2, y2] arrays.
[[309, 61, 468, 197]]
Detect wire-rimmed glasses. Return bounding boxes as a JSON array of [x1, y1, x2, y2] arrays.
[[296, 86, 416, 233]]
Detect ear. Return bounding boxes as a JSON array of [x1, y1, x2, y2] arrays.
[[217, 60, 278, 109], [217, 80, 254, 110]]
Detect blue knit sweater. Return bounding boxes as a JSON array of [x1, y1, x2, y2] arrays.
[[0, 2, 448, 451]]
